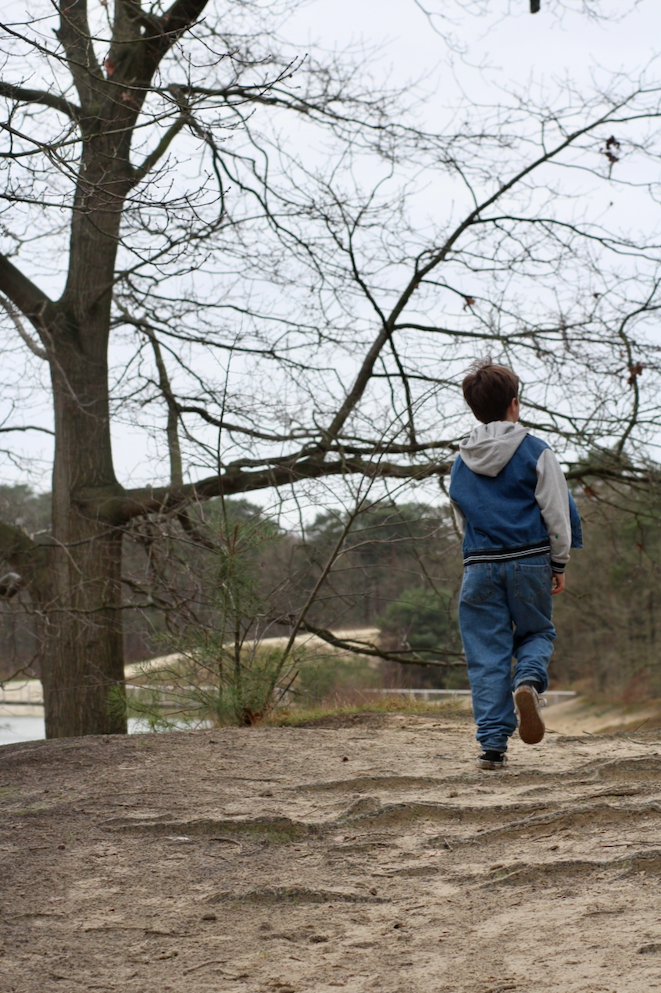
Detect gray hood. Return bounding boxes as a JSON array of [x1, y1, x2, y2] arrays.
[[458, 421, 528, 477]]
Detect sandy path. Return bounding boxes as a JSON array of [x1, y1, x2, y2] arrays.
[[2, 711, 661, 992]]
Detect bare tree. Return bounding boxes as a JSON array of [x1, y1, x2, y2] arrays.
[[1, 0, 661, 737]]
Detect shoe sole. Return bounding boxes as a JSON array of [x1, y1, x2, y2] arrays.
[[476, 756, 508, 770], [514, 685, 545, 744]]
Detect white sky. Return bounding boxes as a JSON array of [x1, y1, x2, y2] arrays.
[[288, 0, 661, 112]]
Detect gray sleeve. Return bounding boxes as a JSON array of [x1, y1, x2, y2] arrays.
[[535, 448, 571, 572], [450, 499, 466, 535]]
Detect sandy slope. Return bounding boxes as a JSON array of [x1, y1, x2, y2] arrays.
[[545, 696, 661, 735], [2, 710, 661, 992]]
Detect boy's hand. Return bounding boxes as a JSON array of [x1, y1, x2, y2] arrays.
[[551, 572, 565, 595]]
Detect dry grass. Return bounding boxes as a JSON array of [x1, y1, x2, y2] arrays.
[[266, 690, 472, 727]]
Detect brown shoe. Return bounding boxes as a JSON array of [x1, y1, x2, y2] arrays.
[[514, 684, 546, 744]]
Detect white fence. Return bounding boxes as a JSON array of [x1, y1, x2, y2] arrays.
[[0, 680, 577, 713], [367, 688, 576, 707]]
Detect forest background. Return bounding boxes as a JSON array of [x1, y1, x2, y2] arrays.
[[1, 479, 658, 707]]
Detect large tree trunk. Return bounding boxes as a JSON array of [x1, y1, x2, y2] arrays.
[[45, 348, 126, 735], [43, 132, 131, 737], [41, 522, 125, 738]]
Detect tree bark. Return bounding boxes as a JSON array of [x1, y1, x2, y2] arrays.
[[46, 334, 126, 736], [41, 102, 136, 733]]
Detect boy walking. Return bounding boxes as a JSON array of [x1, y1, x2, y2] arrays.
[[449, 360, 581, 770]]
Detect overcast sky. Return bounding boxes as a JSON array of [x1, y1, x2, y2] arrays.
[[2, 0, 661, 505], [288, 0, 661, 118]]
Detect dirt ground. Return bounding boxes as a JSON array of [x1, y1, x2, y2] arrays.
[[3, 708, 661, 993]]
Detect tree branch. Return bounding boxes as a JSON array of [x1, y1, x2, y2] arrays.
[[146, 332, 183, 487], [137, 0, 211, 78], [106, 443, 646, 526], [131, 113, 188, 184], [295, 620, 466, 667], [55, 0, 103, 110], [0, 256, 55, 334], [0, 81, 80, 120], [0, 426, 54, 436], [160, 0, 210, 37], [107, 455, 454, 522], [177, 404, 314, 443], [176, 404, 458, 454], [0, 294, 48, 358]]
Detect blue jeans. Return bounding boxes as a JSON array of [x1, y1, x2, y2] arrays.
[[458, 554, 555, 753]]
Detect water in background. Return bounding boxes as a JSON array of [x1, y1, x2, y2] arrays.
[[0, 716, 145, 745], [0, 716, 46, 745]]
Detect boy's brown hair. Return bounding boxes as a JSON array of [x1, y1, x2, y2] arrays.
[[462, 358, 520, 424]]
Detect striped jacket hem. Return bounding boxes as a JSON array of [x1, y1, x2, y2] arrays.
[[463, 541, 553, 567]]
